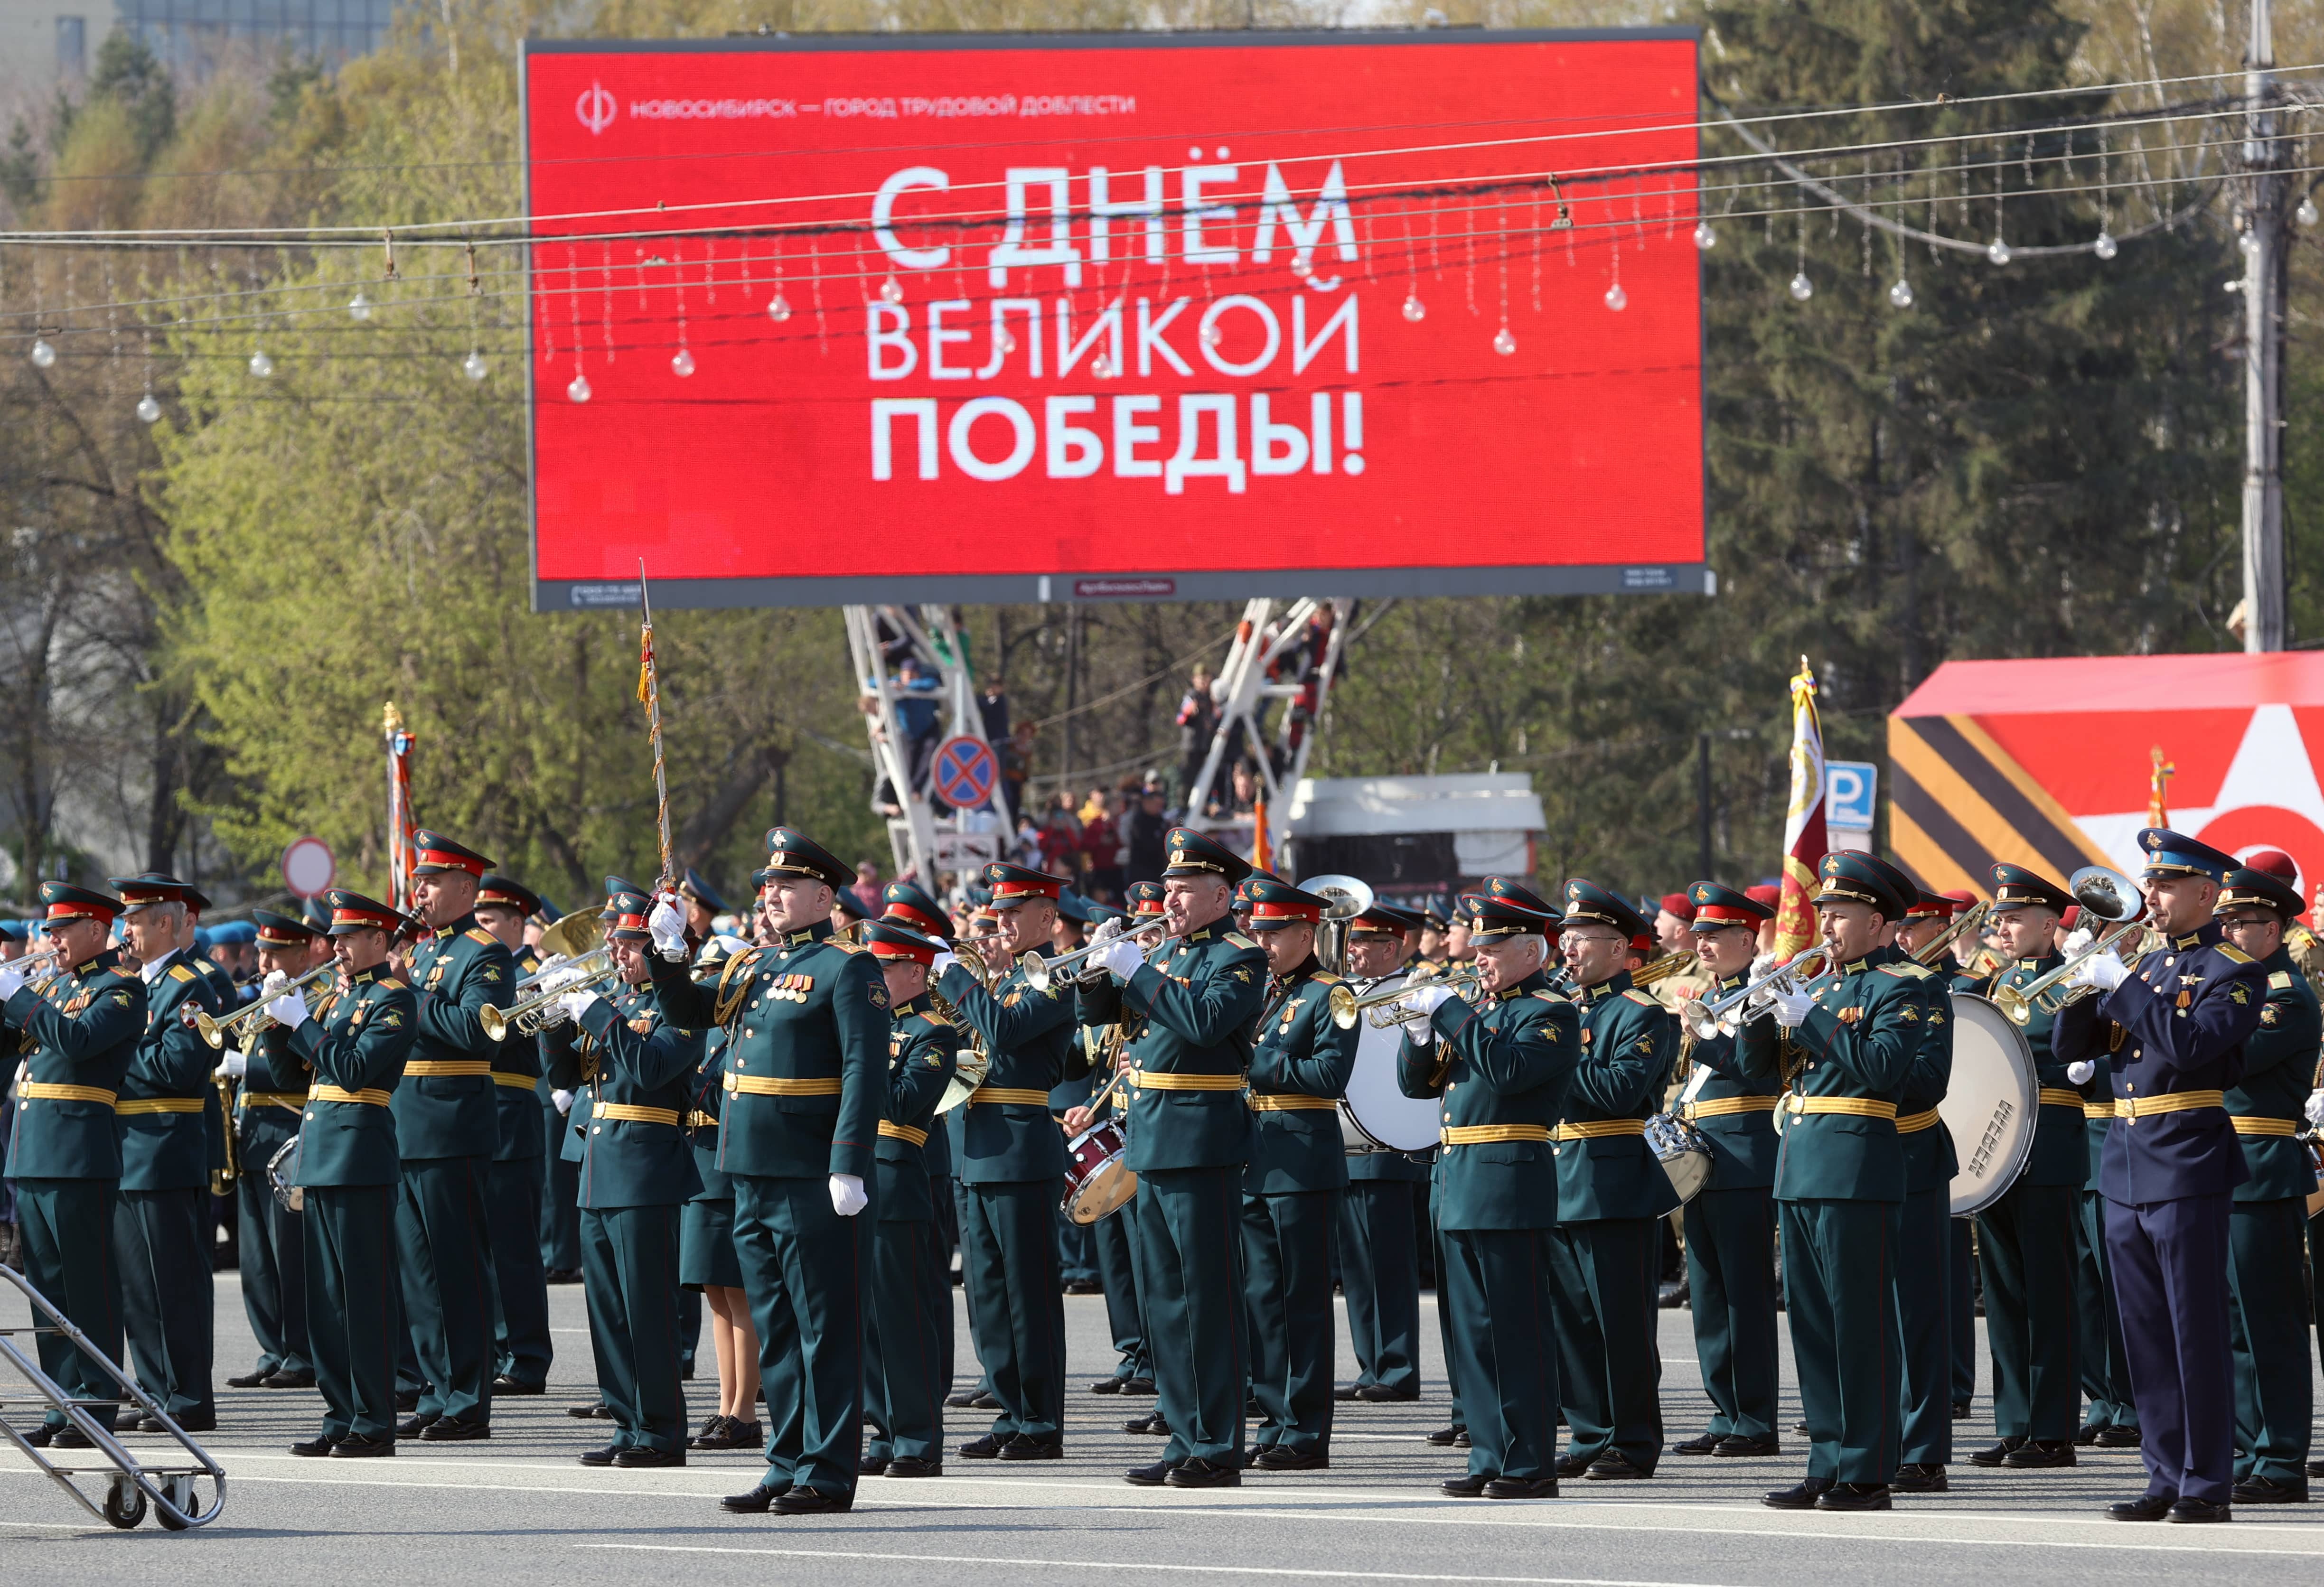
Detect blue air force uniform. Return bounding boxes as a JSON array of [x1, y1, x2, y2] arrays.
[[231, 910, 324, 1387], [1333, 903, 1432, 1404], [475, 873, 553, 1394], [2059, 1008, 2138, 1442]]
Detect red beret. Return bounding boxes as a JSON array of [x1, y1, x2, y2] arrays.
[[2248, 848, 2298, 884]]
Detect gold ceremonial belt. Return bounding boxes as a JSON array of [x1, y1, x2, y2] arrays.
[[1249, 1093, 1340, 1112], [240, 1091, 309, 1111], [1894, 1107, 1943, 1134], [1784, 1096, 1900, 1121], [685, 1111, 718, 1129], [1553, 1119, 1646, 1140], [1683, 1096, 1780, 1120], [20, 1083, 117, 1108], [1131, 1071, 1246, 1092], [2117, 1090, 2226, 1121], [2037, 1087, 2085, 1110], [490, 1071, 538, 1091], [2230, 1115, 2299, 1138], [968, 1087, 1052, 1107], [312, 1086, 391, 1107], [878, 1120, 930, 1147], [403, 1060, 490, 1078], [725, 1074, 842, 1097], [593, 1102, 680, 1127], [1442, 1124, 1551, 1146], [116, 1096, 206, 1116], [2085, 1102, 2118, 1122]]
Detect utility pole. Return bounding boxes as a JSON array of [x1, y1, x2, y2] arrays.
[[2240, 0, 2289, 653]]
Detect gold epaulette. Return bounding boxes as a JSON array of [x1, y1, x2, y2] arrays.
[[2219, 944, 2256, 965], [2270, 971, 2294, 990], [168, 964, 196, 984], [1879, 962, 1935, 980], [466, 927, 497, 946], [917, 1005, 953, 1028], [1310, 971, 1343, 987], [1621, 988, 1657, 1007], [1224, 931, 1259, 951], [1532, 989, 1567, 1003]]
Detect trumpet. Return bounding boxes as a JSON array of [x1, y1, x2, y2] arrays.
[[481, 958, 623, 1041], [1990, 865, 2155, 1026], [195, 961, 339, 1049], [1631, 950, 1696, 989], [509, 908, 613, 993], [2, 944, 65, 980], [1022, 926, 1165, 995], [1911, 899, 1991, 967], [1329, 962, 1485, 1030], [1679, 947, 1833, 1042]]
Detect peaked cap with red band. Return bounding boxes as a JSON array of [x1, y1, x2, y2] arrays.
[[109, 872, 192, 913], [1127, 880, 1166, 918], [40, 881, 122, 927], [757, 826, 854, 890], [862, 921, 943, 965], [1242, 875, 1331, 931], [981, 861, 1066, 909], [881, 880, 952, 938], [476, 873, 543, 918], [605, 888, 653, 941], [324, 888, 409, 937], [1686, 881, 1772, 930], [411, 830, 493, 878]]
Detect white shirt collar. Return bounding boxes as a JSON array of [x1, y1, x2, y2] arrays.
[[138, 947, 181, 985]]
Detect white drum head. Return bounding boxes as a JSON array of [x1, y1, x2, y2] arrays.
[[1340, 980, 1443, 1153], [1941, 992, 2039, 1217]]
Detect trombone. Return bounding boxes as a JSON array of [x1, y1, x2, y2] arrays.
[[1679, 947, 1834, 1042], [195, 961, 339, 1049], [1911, 899, 1991, 967], [1631, 950, 1696, 989], [1990, 865, 2155, 1026], [482, 958, 623, 1041], [509, 908, 612, 994], [1329, 962, 1484, 1030]]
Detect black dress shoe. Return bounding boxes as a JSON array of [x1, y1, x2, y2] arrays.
[[2233, 1477, 2305, 1504], [2107, 1493, 2174, 1522], [689, 1415, 731, 1449], [1763, 1478, 1834, 1510], [135, 1415, 166, 1433], [330, 1433, 395, 1458], [1118, 1377, 1157, 1396], [945, 1387, 982, 1408], [968, 1391, 1003, 1410], [1358, 1384, 1419, 1402], [1715, 1436, 1781, 1458], [1441, 1473, 1490, 1497], [1817, 1483, 1892, 1511], [1125, 1412, 1171, 1437], [885, 1456, 944, 1478], [1553, 1453, 1592, 1479], [51, 1426, 95, 1449], [1166, 1457, 1241, 1489], [774, 1486, 852, 1515], [2308, 1458, 2324, 1480], [2167, 1497, 2232, 1523], [2003, 1439, 2076, 1469], [722, 1483, 790, 1513], [396, 1413, 440, 1438], [262, 1369, 317, 1390], [1454, 1430, 1471, 1449], [1091, 1376, 1126, 1395], [1585, 1452, 1652, 1482], [578, 1445, 620, 1467], [228, 1369, 273, 1388], [544, 1267, 583, 1284], [290, 1433, 338, 1457], [998, 1435, 1063, 1461], [1968, 1436, 2026, 1467], [1333, 1384, 1364, 1401], [1672, 1432, 1723, 1456], [421, 1419, 490, 1441], [711, 1419, 762, 1450], [1485, 1476, 1561, 1499], [861, 1456, 890, 1476], [1124, 1460, 1174, 1486], [1253, 1446, 1330, 1471], [959, 1434, 1006, 1459], [2095, 1425, 2143, 1449], [2074, 1421, 2105, 1447], [1891, 1463, 1949, 1493], [614, 1447, 685, 1468], [20, 1425, 55, 1448], [1425, 1425, 1465, 1447], [568, 1401, 611, 1419], [492, 1376, 545, 1396], [1792, 1419, 1811, 1436], [394, 1389, 421, 1412]]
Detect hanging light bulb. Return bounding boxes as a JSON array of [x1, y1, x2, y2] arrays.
[[2300, 197, 2319, 228], [1604, 282, 1628, 312], [1200, 321, 1224, 349], [1401, 294, 1426, 323], [2094, 230, 2118, 261], [347, 291, 373, 322], [1986, 238, 2012, 266], [878, 275, 903, 306], [567, 373, 592, 402], [463, 350, 488, 382], [1491, 325, 1516, 356], [248, 349, 274, 378], [1090, 352, 1115, 379], [29, 337, 56, 368], [1888, 277, 1914, 309], [1693, 219, 1716, 250], [2238, 229, 2262, 257], [994, 326, 1016, 355], [767, 291, 793, 323], [1788, 272, 1813, 302], [671, 348, 696, 377], [136, 392, 161, 424]]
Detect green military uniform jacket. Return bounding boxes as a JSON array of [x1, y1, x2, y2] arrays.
[[2224, 943, 2322, 1203], [1678, 972, 1781, 1189], [1244, 963, 1358, 1195], [6, 951, 145, 1179], [877, 994, 958, 1223], [240, 1002, 317, 1170], [119, 951, 224, 1192], [1563, 971, 1679, 1221], [1396, 968, 1578, 1231], [490, 943, 545, 1162], [573, 980, 703, 1209], [401, 915, 515, 1159], [648, 922, 883, 1183], [1077, 922, 1268, 1173], [1739, 949, 1922, 1203], [1979, 951, 2086, 1186], [290, 965, 414, 1187], [935, 958, 1076, 1184], [1892, 951, 1957, 1195]]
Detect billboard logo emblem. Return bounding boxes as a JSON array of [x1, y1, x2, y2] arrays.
[[576, 81, 617, 136]]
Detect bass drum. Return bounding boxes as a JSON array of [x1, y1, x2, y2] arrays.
[[1339, 976, 1445, 1154], [1646, 1112, 1712, 1203], [267, 1134, 305, 1214], [1941, 992, 2039, 1217]]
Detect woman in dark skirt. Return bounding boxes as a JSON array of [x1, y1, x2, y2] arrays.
[[680, 945, 762, 1452]]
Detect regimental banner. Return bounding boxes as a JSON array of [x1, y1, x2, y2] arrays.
[[1889, 653, 2324, 903], [520, 31, 1706, 609]]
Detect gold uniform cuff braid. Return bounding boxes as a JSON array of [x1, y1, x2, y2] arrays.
[[1130, 1070, 1247, 1091], [1552, 1119, 1647, 1140], [403, 1060, 491, 1078], [1784, 1095, 1900, 1121], [1682, 1096, 1781, 1120], [1249, 1093, 1340, 1112], [878, 1119, 930, 1147], [592, 1102, 681, 1126], [2037, 1087, 2085, 1110], [1894, 1106, 1943, 1134], [490, 1070, 539, 1091], [967, 1087, 1052, 1107], [1442, 1123, 1551, 1146], [240, 1091, 310, 1111], [2116, 1089, 2226, 1121], [2230, 1114, 2299, 1137], [724, 1074, 843, 1097], [312, 1085, 391, 1107], [115, 1096, 206, 1116], [20, 1082, 117, 1107]]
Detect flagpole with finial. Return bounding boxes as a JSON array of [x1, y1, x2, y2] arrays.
[[637, 560, 675, 894]]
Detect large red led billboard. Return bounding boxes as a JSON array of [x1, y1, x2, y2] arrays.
[[521, 30, 1705, 609]]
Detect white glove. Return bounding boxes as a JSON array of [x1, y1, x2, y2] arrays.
[[260, 969, 289, 996], [829, 1172, 868, 1217], [556, 988, 601, 1026], [2066, 1060, 2096, 1086], [538, 963, 586, 995], [553, 1088, 575, 1115], [0, 965, 24, 1001], [266, 991, 309, 1030], [1770, 984, 1815, 1029], [930, 951, 958, 978], [1401, 985, 1455, 1021], [2072, 952, 2130, 994], [215, 1050, 248, 1080], [648, 893, 688, 961], [2060, 926, 2095, 960], [1088, 916, 1125, 947], [2304, 1088, 2324, 1129], [1094, 936, 1147, 981]]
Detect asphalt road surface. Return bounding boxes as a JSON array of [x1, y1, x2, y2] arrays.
[[5, 1267, 2323, 1584]]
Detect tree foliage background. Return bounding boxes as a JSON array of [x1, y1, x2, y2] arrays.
[[0, 0, 2310, 908]]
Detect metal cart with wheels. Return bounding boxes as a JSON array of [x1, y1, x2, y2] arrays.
[[0, 1262, 225, 1530]]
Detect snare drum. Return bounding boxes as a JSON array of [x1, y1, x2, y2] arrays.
[[1646, 1112, 1713, 1203], [1060, 1119, 1136, 1224], [267, 1134, 305, 1214]]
